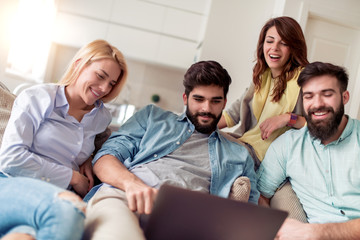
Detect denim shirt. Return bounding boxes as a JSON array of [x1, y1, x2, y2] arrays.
[[93, 104, 259, 204]]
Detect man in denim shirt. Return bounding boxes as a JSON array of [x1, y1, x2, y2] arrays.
[[84, 60, 259, 240]]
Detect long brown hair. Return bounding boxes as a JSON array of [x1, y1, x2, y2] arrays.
[[253, 16, 308, 102]]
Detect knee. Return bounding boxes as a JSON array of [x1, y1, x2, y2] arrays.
[[49, 191, 86, 240], [58, 191, 87, 214], [1, 233, 35, 240]]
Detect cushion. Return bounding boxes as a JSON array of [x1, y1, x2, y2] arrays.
[[270, 181, 308, 222], [229, 176, 251, 202], [0, 83, 16, 146]]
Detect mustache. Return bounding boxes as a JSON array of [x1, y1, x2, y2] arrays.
[[196, 112, 217, 119], [307, 106, 334, 115]]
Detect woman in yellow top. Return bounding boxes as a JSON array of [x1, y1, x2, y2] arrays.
[[218, 16, 308, 169]]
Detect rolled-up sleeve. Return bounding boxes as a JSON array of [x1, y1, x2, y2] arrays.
[[93, 106, 150, 166], [256, 135, 288, 198]]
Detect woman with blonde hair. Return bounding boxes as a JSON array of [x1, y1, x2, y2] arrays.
[[0, 39, 127, 240], [218, 16, 308, 168]]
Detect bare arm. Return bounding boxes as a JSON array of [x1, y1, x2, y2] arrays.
[[93, 154, 158, 214], [258, 194, 270, 207], [276, 218, 360, 240], [217, 114, 227, 129], [260, 113, 306, 140]]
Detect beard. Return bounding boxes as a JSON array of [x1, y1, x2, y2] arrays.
[[185, 107, 221, 134], [305, 101, 344, 142]]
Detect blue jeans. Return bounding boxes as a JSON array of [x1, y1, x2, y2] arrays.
[[0, 173, 85, 240]]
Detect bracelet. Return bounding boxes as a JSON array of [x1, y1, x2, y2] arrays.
[[287, 113, 298, 127]]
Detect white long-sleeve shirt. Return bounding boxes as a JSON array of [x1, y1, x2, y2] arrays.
[[0, 84, 111, 188]]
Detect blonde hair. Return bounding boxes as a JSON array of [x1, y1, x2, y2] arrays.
[[58, 39, 128, 103]]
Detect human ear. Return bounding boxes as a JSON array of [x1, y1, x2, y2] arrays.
[[182, 93, 188, 105], [342, 90, 350, 105]]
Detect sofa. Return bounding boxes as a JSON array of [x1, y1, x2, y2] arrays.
[[0, 81, 307, 222]]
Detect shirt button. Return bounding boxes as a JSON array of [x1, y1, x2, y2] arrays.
[[46, 178, 50, 182], [77, 141, 81, 145], [188, 129, 191, 133], [71, 155, 75, 159], [41, 177, 45, 181], [176, 141, 180, 145], [154, 154, 158, 158], [340, 210, 345, 215]]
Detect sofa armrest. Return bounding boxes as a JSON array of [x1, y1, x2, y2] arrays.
[[228, 176, 251, 202], [270, 181, 308, 222], [0, 85, 16, 146]]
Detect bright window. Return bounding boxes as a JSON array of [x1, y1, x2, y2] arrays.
[[6, 0, 56, 82]]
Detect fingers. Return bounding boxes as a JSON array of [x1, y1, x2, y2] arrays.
[[87, 174, 94, 190], [144, 188, 158, 214], [127, 187, 158, 214], [83, 167, 94, 190]]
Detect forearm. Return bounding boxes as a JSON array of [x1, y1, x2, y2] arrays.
[[311, 219, 360, 240], [93, 154, 141, 191], [258, 194, 270, 207], [218, 115, 227, 129], [293, 115, 306, 129]]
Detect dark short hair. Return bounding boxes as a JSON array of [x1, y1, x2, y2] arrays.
[[297, 61, 348, 92], [183, 60, 232, 97]]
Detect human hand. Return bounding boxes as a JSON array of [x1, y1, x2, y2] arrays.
[[70, 170, 90, 198], [259, 114, 289, 140], [124, 180, 158, 214], [80, 156, 94, 191], [275, 218, 314, 240]]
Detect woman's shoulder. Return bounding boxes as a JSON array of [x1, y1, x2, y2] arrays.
[[15, 84, 59, 112], [18, 84, 58, 99]]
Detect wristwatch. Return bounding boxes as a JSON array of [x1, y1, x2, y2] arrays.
[[287, 113, 298, 127]]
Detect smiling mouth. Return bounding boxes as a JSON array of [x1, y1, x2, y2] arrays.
[[269, 54, 280, 59], [313, 111, 327, 116], [90, 88, 100, 97]]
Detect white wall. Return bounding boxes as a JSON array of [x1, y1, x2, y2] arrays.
[[47, 43, 186, 113], [200, 0, 277, 106], [0, 0, 25, 91], [1, 0, 360, 117]]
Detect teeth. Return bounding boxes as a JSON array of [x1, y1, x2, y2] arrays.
[[270, 55, 280, 59], [314, 112, 326, 116], [91, 89, 100, 97]]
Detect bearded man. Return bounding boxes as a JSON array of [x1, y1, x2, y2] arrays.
[[257, 61, 360, 240], [83, 60, 259, 240]]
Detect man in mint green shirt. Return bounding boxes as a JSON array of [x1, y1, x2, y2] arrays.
[[257, 61, 360, 239]]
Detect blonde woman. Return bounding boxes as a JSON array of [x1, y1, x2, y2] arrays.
[[0, 40, 127, 240]]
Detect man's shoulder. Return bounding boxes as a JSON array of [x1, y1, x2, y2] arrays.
[[282, 126, 307, 138], [217, 131, 250, 150], [135, 104, 181, 123], [271, 126, 308, 148]]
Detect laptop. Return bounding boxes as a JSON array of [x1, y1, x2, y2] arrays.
[[144, 184, 287, 240]]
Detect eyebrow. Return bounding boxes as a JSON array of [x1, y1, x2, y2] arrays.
[[192, 94, 224, 100], [100, 69, 109, 78], [303, 89, 336, 95]]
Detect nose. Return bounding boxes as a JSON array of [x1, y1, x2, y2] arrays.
[[312, 95, 325, 108], [272, 42, 280, 51], [100, 82, 112, 94], [201, 100, 211, 112]]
